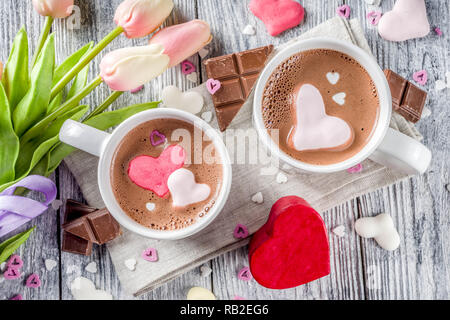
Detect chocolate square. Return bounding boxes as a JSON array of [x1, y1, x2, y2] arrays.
[[63, 217, 98, 243], [86, 208, 121, 245], [62, 231, 92, 256]]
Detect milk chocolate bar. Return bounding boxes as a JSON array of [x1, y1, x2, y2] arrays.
[[384, 69, 427, 123], [204, 45, 273, 131]]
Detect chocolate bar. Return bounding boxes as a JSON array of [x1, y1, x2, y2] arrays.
[[384, 69, 427, 123], [204, 45, 273, 131], [62, 200, 121, 255]]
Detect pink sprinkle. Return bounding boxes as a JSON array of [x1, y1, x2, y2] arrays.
[[347, 163, 363, 174], [413, 70, 428, 86], [141, 248, 158, 262], [206, 78, 221, 95], [234, 295, 246, 300], [130, 85, 144, 93], [6, 254, 23, 270], [233, 223, 249, 239], [336, 5, 351, 19], [367, 11, 382, 26], [435, 27, 442, 36], [150, 130, 166, 146], [9, 294, 23, 300], [25, 273, 41, 288], [237, 266, 253, 281], [181, 60, 196, 75], [3, 267, 21, 280]]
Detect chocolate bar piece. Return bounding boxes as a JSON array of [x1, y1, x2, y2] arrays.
[[62, 231, 92, 256], [64, 199, 96, 223], [86, 208, 121, 245], [204, 45, 273, 131], [63, 218, 98, 244], [384, 69, 427, 123]]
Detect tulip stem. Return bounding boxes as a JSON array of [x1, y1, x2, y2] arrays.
[[50, 26, 124, 101], [86, 91, 124, 120], [20, 76, 103, 144], [31, 16, 54, 68]]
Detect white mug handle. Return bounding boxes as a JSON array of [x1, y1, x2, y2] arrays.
[[369, 128, 432, 175], [59, 119, 111, 157]]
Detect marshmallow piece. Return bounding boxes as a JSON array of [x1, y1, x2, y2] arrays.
[[187, 287, 216, 300], [70, 277, 112, 300], [168, 168, 211, 207], [355, 213, 400, 251], [161, 85, 204, 114]]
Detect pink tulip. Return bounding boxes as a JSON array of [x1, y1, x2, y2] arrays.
[[114, 0, 174, 39], [32, 0, 74, 18], [100, 44, 170, 91], [149, 20, 212, 67]]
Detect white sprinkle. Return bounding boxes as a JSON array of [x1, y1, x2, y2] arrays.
[[146, 202, 155, 211], [251, 192, 264, 204], [200, 265, 212, 277], [332, 92, 346, 106], [45, 259, 57, 271], [198, 48, 209, 59], [124, 258, 137, 271], [276, 172, 288, 184], [85, 262, 97, 274], [242, 24, 256, 35], [51, 199, 63, 210], [186, 72, 198, 83], [332, 225, 346, 237], [326, 72, 340, 85], [201, 111, 213, 123]]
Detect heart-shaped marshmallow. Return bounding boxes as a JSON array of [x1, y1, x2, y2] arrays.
[[141, 247, 158, 262], [326, 72, 340, 85], [167, 168, 211, 207], [378, 0, 430, 42], [249, 0, 305, 36], [25, 273, 41, 288], [249, 196, 330, 289], [70, 277, 113, 300], [287, 84, 354, 152], [355, 213, 400, 251], [161, 85, 204, 114], [128, 145, 186, 197]]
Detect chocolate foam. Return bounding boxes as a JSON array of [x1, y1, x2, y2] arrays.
[[110, 119, 222, 231], [262, 49, 380, 165]]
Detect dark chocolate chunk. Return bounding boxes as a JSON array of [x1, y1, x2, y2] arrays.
[[204, 45, 273, 131], [86, 208, 121, 245], [62, 231, 92, 256], [64, 199, 96, 223]]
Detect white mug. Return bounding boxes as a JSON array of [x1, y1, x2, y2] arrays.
[[59, 108, 232, 240], [253, 38, 431, 174]]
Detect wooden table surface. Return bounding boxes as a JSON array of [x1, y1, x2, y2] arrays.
[[0, 0, 448, 300]]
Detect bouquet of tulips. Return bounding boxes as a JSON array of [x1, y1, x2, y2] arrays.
[[0, 0, 211, 193]]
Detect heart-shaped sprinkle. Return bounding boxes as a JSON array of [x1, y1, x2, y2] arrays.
[[7, 255, 23, 270], [249, 0, 305, 36], [200, 265, 212, 277], [51, 199, 63, 210], [45, 259, 57, 272], [337, 5, 351, 18], [124, 258, 137, 271], [161, 86, 204, 114], [288, 84, 353, 152], [181, 60, 196, 75], [130, 85, 144, 93], [128, 145, 186, 197], [233, 223, 249, 239], [186, 72, 198, 83], [251, 192, 264, 204], [145, 202, 155, 211], [201, 111, 213, 123], [25, 273, 41, 288], [332, 92, 346, 105], [3, 267, 21, 280], [422, 107, 431, 118], [206, 78, 221, 95], [242, 24, 256, 35], [9, 294, 23, 300], [347, 163, 363, 173], [142, 248, 158, 262], [377, 0, 430, 42], [332, 225, 346, 237], [413, 70, 428, 85], [85, 262, 97, 274], [168, 168, 211, 207], [150, 130, 166, 146], [326, 72, 340, 85], [435, 79, 447, 91], [237, 266, 253, 281], [367, 11, 382, 25], [276, 172, 288, 184], [198, 48, 209, 59], [434, 27, 443, 36]]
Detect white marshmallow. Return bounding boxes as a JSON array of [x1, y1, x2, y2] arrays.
[[355, 213, 400, 251]]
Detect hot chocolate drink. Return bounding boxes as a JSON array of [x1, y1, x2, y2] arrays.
[[262, 49, 380, 165], [110, 118, 223, 231]]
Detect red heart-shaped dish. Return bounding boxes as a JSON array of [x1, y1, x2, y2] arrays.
[[249, 196, 330, 289]]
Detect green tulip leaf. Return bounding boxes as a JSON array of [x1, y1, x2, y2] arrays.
[[0, 227, 35, 264], [53, 42, 93, 87], [67, 43, 94, 100]]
